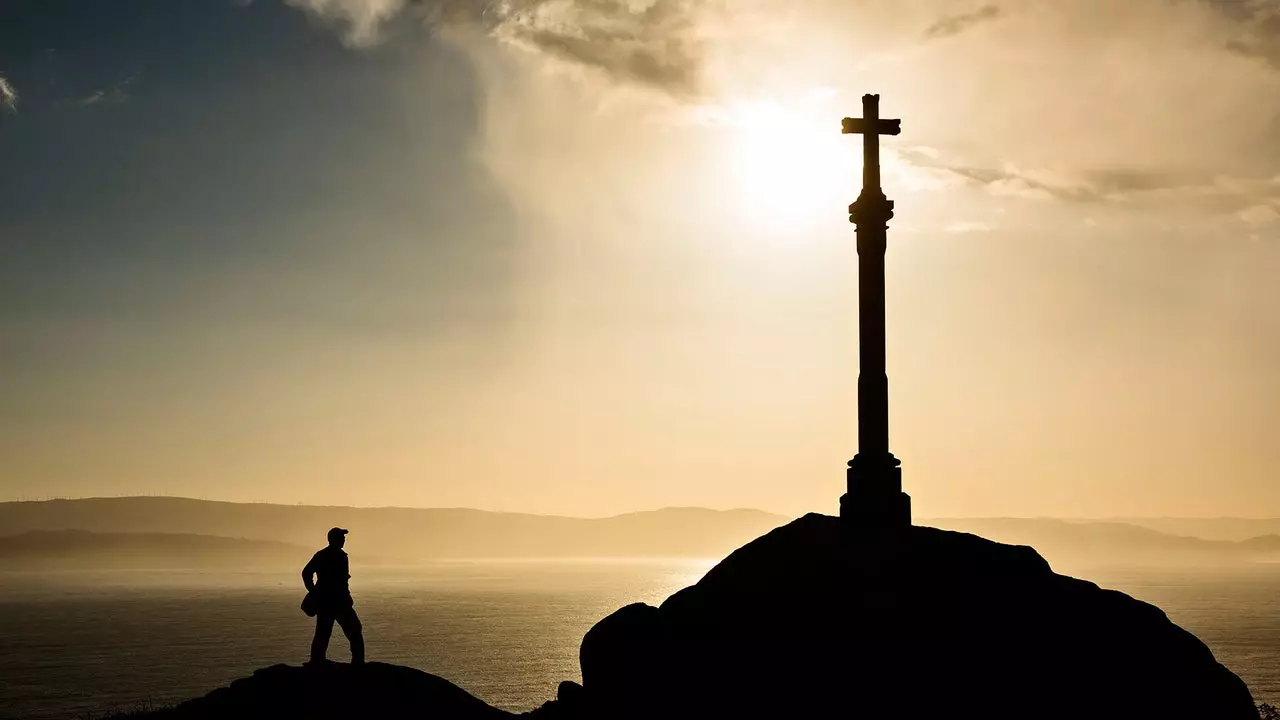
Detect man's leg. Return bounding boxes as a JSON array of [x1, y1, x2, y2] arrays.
[[335, 604, 365, 665], [310, 613, 335, 664]]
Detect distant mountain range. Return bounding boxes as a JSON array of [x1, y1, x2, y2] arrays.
[[924, 518, 1280, 570], [0, 530, 305, 569], [0, 497, 789, 562], [1107, 517, 1280, 542], [0, 498, 1277, 570]]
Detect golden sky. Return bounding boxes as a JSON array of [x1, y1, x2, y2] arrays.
[[1, 0, 1278, 517]]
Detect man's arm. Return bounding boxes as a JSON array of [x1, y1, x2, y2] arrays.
[[302, 553, 317, 592]]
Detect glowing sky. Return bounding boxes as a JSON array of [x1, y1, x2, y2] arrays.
[[2, 0, 1279, 517]]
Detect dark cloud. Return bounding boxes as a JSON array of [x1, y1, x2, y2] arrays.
[[520, 28, 698, 93], [898, 148, 1280, 214], [1201, 0, 1280, 67], [923, 4, 1002, 39], [287, 0, 705, 95], [498, 0, 701, 95], [1225, 15, 1280, 67], [961, 165, 1210, 202]]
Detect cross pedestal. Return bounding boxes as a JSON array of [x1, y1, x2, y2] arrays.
[[840, 94, 911, 529]]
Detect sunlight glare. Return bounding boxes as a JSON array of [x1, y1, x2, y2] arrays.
[[728, 99, 858, 230]]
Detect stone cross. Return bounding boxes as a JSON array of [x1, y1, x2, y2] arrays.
[[840, 94, 911, 529]]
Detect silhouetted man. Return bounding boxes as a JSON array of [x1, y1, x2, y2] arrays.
[[302, 527, 365, 666]]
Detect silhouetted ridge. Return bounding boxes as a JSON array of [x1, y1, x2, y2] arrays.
[[116, 662, 513, 719], [113, 516, 1260, 720], [550, 514, 1258, 719]]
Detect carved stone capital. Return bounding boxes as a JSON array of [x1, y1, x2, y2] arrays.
[[848, 191, 894, 227], [847, 452, 902, 472]]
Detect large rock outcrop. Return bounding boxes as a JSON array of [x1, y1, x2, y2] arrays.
[[564, 514, 1258, 719]]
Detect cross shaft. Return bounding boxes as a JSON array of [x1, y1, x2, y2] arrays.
[[839, 94, 911, 529]]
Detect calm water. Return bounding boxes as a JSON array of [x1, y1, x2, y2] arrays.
[[0, 561, 1276, 719]]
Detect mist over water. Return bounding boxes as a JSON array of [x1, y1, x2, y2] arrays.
[[0, 560, 1276, 720], [0, 561, 710, 719]]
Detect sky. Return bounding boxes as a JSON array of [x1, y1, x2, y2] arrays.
[[1, 0, 1279, 518]]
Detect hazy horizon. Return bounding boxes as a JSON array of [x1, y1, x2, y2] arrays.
[[10, 493, 1280, 522]]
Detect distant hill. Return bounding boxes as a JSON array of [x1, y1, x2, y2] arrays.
[[2, 498, 1278, 568], [0, 498, 790, 561], [924, 517, 1280, 570], [1110, 517, 1280, 542], [0, 530, 306, 569]]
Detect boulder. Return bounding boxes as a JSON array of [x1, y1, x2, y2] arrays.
[[578, 602, 670, 718], [577, 514, 1258, 719]]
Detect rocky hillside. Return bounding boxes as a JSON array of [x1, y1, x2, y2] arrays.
[[113, 516, 1261, 719]]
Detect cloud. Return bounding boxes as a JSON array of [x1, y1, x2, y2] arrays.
[[896, 149, 1135, 202], [924, 4, 1002, 39], [283, 0, 706, 94], [77, 74, 137, 107], [284, 0, 408, 47], [0, 74, 16, 113], [495, 0, 702, 96], [279, 0, 1280, 130], [282, 0, 1280, 223], [889, 138, 1280, 221], [1238, 202, 1280, 225], [896, 150, 1280, 222], [1210, 0, 1280, 68]]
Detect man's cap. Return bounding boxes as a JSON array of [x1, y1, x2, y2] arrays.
[[327, 527, 349, 541]]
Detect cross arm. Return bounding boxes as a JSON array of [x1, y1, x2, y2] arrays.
[[841, 118, 901, 136]]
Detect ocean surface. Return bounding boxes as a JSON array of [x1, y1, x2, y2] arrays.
[[0, 560, 1277, 719]]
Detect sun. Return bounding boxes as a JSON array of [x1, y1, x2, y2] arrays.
[[726, 98, 858, 229]]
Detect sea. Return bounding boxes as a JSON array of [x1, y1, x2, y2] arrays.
[[0, 560, 1277, 719]]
